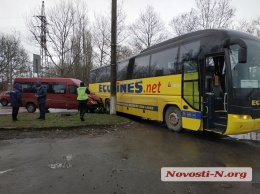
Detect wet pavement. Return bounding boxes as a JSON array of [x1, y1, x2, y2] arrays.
[[0, 119, 260, 194]]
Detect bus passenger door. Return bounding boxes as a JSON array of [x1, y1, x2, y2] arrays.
[[181, 60, 201, 131], [202, 55, 227, 133]]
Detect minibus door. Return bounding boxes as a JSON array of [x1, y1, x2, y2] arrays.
[[66, 84, 78, 109]]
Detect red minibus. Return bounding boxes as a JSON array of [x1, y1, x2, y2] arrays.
[[14, 77, 103, 113]]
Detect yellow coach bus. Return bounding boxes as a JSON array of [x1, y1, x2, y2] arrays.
[[89, 29, 260, 135]]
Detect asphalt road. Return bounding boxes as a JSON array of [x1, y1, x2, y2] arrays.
[[0, 117, 260, 194]]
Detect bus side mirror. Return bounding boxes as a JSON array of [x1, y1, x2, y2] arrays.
[[238, 48, 247, 63]]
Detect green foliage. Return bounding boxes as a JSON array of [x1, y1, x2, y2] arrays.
[[0, 113, 129, 129]]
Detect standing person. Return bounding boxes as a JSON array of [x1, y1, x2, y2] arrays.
[[77, 82, 90, 121], [10, 83, 22, 121], [35, 83, 47, 120]]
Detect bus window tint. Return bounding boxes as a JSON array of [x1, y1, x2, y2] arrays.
[[117, 61, 128, 80], [132, 55, 150, 79], [90, 70, 96, 83], [183, 61, 198, 73], [97, 66, 110, 83], [179, 41, 201, 62], [180, 41, 200, 110], [151, 47, 178, 76]]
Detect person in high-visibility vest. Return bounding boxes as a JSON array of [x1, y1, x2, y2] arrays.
[[77, 82, 90, 121]]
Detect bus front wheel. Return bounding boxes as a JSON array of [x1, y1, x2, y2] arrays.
[[164, 106, 183, 132], [26, 103, 36, 113]]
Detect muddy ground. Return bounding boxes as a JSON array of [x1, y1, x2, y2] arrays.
[[0, 121, 136, 140]]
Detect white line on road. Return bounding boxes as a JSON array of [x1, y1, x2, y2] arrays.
[[0, 169, 13, 175]]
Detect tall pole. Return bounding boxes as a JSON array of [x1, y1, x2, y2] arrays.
[[110, 0, 117, 114], [36, 1, 47, 77]]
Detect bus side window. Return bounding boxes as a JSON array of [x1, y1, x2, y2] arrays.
[[126, 58, 135, 79]]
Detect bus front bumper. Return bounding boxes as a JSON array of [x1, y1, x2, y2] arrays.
[[224, 114, 260, 135]]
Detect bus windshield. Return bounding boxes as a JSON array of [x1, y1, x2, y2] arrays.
[[229, 39, 260, 98]]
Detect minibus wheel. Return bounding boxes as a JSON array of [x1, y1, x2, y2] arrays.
[[164, 106, 183, 132], [0, 99, 8, 106], [26, 103, 36, 113]]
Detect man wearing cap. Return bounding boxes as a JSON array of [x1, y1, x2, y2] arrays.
[[35, 83, 47, 120], [77, 82, 90, 121]]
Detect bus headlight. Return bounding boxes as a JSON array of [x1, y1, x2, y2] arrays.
[[242, 115, 249, 120], [232, 115, 251, 120]]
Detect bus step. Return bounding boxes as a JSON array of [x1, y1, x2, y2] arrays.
[[212, 123, 226, 131], [217, 116, 226, 119], [213, 122, 226, 127], [214, 111, 227, 117], [214, 118, 227, 125], [214, 112, 227, 125]]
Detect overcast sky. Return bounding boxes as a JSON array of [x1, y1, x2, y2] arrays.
[[1, 0, 260, 57]]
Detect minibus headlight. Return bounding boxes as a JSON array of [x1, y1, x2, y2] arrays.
[[89, 100, 98, 105]]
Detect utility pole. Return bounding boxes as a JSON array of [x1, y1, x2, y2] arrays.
[[110, 0, 117, 114], [36, 1, 47, 77]]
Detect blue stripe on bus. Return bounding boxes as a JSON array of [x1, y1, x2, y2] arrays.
[[182, 111, 202, 119], [117, 102, 158, 112]]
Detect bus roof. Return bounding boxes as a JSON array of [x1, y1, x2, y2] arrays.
[[14, 77, 82, 84], [89, 29, 260, 71], [140, 28, 260, 54]]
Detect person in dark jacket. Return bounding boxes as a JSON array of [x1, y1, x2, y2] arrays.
[[77, 82, 90, 121], [35, 83, 47, 120], [10, 83, 22, 121]]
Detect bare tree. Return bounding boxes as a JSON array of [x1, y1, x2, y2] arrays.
[[128, 5, 168, 53], [170, 9, 199, 36], [170, 0, 236, 36], [92, 12, 111, 67], [92, 1, 129, 67], [0, 33, 29, 89], [26, 0, 92, 78], [235, 17, 260, 37], [117, 45, 133, 61]]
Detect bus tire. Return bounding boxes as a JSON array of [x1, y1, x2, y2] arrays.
[[164, 106, 183, 132], [26, 103, 36, 113], [105, 99, 110, 114]]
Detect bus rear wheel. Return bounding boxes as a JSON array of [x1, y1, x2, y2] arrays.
[[105, 99, 110, 114], [26, 103, 36, 113], [164, 106, 183, 132]]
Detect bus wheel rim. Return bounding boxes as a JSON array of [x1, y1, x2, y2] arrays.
[[168, 112, 179, 126]]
